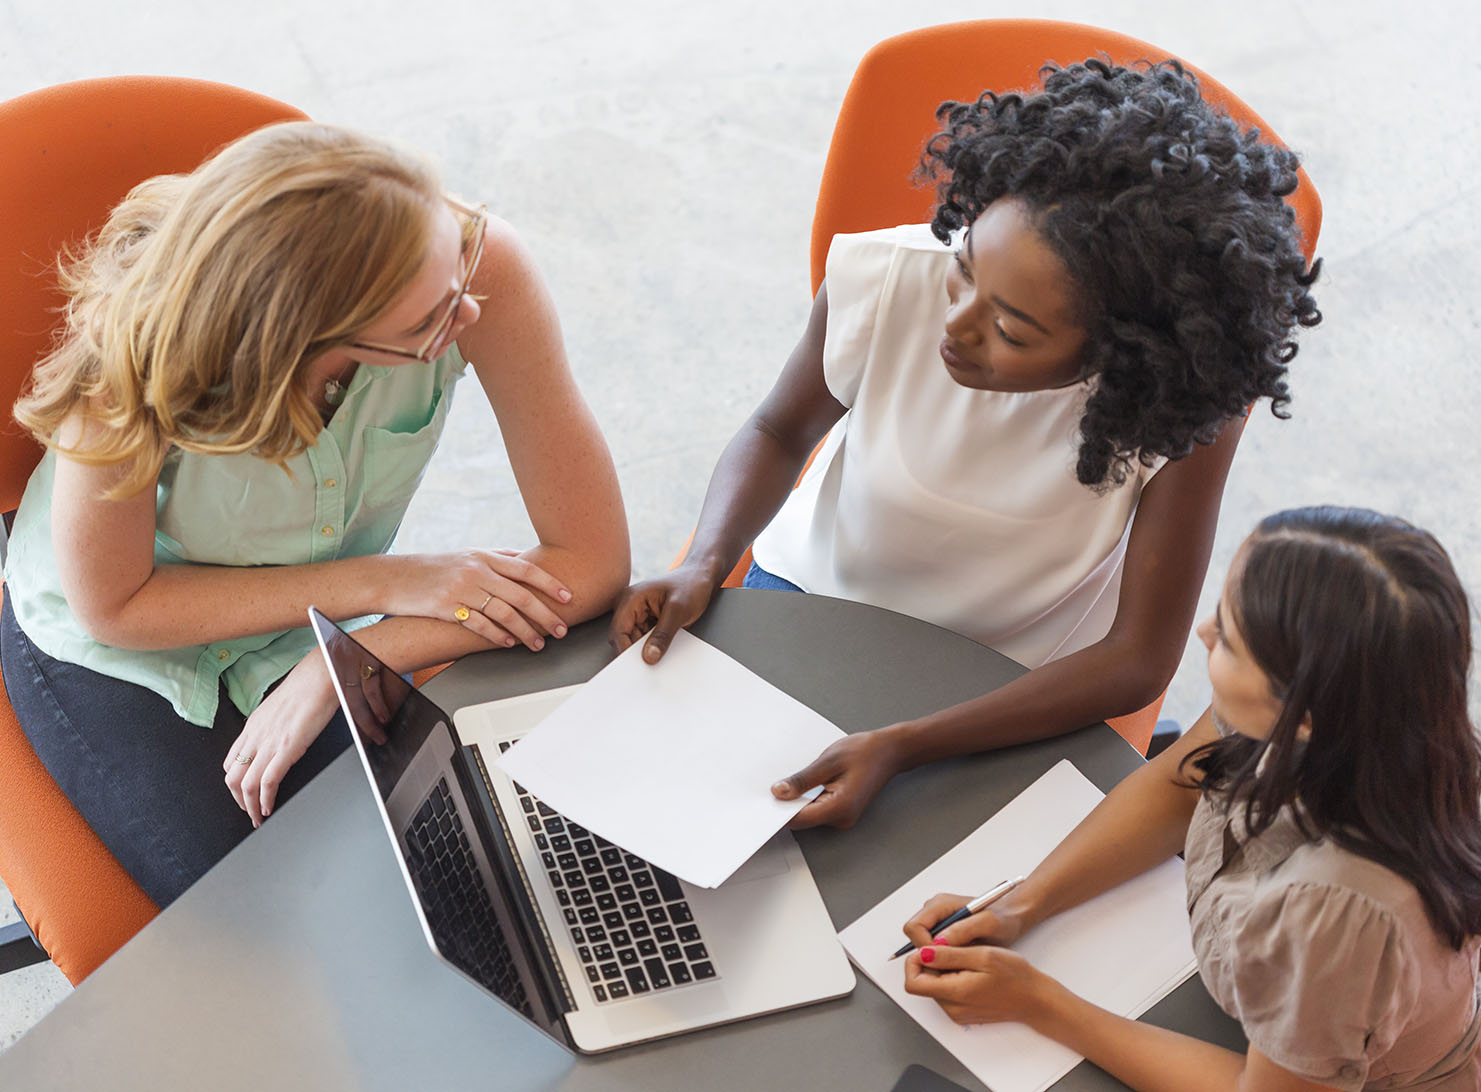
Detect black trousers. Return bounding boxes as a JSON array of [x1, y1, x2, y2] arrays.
[[1, 594, 349, 908]]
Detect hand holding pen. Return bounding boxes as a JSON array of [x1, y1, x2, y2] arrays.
[[892, 876, 1027, 959]]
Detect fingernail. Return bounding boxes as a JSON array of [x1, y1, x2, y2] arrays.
[[558, 589, 573, 603], [505, 637, 516, 647], [554, 624, 567, 638], [771, 781, 791, 797], [643, 646, 661, 663], [920, 946, 935, 964], [533, 638, 545, 651]]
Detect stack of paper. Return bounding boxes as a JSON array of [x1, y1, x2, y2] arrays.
[[839, 760, 1197, 1092]]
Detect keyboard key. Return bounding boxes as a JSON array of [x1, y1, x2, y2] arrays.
[[593, 984, 607, 1002], [545, 817, 565, 834], [694, 962, 716, 979], [571, 927, 584, 943], [630, 921, 651, 939], [593, 943, 614, 961], [637, 938, 657, 957], [608, 981, 629, 999], [586, 925, 607, 942], [526, 816, 541, 833], [668, 903, 694, 924], [520, 797, 535, 814], [571, 889, 592, 906], [575, 839, 596, 857], [536, 802, 556, 817], [626, 968, 650, 994], [655, 870, 685, 902], [600, 961, 621, 980], [610, 929, 631, 947], [670, 962, 692, 985], [578, 944, 591, 962], [550, 834, 571, 852], [585, 965, 599, 983], [601, 848, 623, 867], [639, 888, 661, 906], [622, 904, 644, 922], [644, 957, 671, 989], [557, 853, 578, 871], [603, 911, 624, 929], [564, 871, 585, 889], [677, 925, 701, 943], [615, 884, 636, 902], [617, 948, 639, 967], [647, 907, 668, 925], [589, 875, 611, 893], [632, 870, 654, 888], [556, 889, 571, 907], [625, 854, 646, 871], [654, 925, 675, 942], [684, 943, 709, 961], [567, 822, 589, 838], [579, 908, 599, 925], [541, 852, 556, 870], [596, 893, 617, 912], [562, 909, 577, 926], [661, 943, 681, 961]]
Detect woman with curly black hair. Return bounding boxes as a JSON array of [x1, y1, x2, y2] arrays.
[[609, 59, 1321, 828]]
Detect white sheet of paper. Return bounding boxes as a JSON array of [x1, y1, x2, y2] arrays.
[[839, 760, 1197, 1092], [494, 629, 845, 888]]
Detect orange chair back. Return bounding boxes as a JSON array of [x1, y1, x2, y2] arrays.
[[809, 18, 1322, 294], [0, 76, 306, 983]]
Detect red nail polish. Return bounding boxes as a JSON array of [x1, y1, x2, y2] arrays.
[[920, 946, 935, 964]]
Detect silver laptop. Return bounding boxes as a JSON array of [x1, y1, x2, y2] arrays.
[[309, 608, 854, 1053]]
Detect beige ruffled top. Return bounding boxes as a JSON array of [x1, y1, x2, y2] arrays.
[[1186, 793, 1480, 1090]]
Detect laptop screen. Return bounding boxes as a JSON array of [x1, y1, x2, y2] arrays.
[[309, 609, 573, 1046]]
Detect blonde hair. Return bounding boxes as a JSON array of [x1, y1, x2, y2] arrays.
[[15, 121, 443, 496]]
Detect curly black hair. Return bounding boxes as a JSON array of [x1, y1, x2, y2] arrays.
[[921, 58, 1321, 487]]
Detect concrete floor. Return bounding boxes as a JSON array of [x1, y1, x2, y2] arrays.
[[3, 0, 1479, 1053]]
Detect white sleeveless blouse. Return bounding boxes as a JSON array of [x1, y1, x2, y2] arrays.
[[751, 224, 1163, 668]]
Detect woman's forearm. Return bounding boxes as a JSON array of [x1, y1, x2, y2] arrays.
[[975, 720, 1208, 934], [73, 552, 417, 650], [682, 417, 821, 585]]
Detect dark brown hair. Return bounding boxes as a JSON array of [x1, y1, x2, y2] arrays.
[[1185, 506, 1481, 948]]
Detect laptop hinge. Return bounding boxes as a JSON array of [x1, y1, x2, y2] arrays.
[[466, 743, 578, 1018]]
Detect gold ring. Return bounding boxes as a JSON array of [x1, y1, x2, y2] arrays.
[[454, 605, 471, 622], [479, 593, 493, 612], [234, 752, 253, 765]]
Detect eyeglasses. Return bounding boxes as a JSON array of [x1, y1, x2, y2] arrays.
[[347, 197, 488, 364]]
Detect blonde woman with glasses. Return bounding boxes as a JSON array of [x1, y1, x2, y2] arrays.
[[1, 122, 628, 907]]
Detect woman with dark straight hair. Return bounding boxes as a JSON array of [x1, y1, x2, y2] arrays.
[[899, 506, 1481, 1090]]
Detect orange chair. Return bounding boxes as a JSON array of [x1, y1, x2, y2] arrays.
[[0, 76, 307, 984], [678, 20, 1321, 753]]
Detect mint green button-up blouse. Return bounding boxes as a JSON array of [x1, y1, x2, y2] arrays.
[[3, 345, 467, 727]]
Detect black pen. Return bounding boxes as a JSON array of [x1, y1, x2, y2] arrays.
[[889, 875, 1027, 959]]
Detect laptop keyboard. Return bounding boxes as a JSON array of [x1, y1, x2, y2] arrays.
[[403, 777, 533, 1018], [497, 741, 718, 1004]]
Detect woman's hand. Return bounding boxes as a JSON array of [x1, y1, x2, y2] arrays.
[[385, 549, 573, 651], [900, 891, 1029, 951], [608, 564, 719, 664], [222, 650, 346, 827], [770, 727, 907, 829], [902, 943, 1059, 1027]]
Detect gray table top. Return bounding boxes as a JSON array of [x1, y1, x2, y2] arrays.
[[0, 590, 1242, 1090]]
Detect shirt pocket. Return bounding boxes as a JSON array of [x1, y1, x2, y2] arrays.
[[359, 383, 454, 511]]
